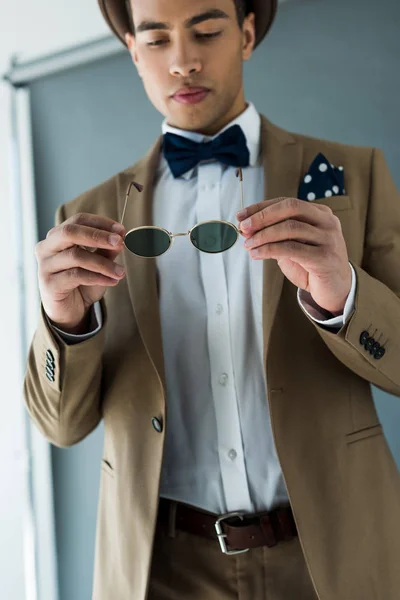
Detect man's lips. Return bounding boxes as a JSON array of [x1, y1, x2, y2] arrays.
[[172, 87, 211, 105], [172, 87, 210, 98]]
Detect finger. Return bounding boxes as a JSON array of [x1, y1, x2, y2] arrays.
[[46, 267, 121, 295], [238, 197, 331, 235], [244, 220, 323, 251], [237, 197, 286, 238], [69, 213, 126, 235], [236, 197, 286, 222], [93, 246, 124, 263], [44, 222, 125, 256], [42, 212, 126, 255], [78, 244, 123, 264], [248, 239, 319, 262], [43, 246, 125, 280], [237, 197, 331, 223]]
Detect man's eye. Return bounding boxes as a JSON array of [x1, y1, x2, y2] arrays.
[[147, 39, 167, 47], [147, 32, 222, 47], [196, 32, 222, 40]]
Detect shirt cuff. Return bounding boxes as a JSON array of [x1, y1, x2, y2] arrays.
[[297, 262, 356, 328], [47, 301, 103, 343]]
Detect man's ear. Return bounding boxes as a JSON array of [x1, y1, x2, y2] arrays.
[[125, 33, 143, 78], [242, 12, 256, 60]]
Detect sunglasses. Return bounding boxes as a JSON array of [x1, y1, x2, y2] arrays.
[[119, 168, 245, 258]]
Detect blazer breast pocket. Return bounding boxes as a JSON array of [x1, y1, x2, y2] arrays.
[[313, 195, 352, 212], [345, 423, 383, 445]]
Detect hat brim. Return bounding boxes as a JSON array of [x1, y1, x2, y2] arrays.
[[98, 0, 278, 50]]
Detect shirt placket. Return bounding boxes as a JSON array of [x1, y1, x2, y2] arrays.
[[196, 163, 253, 513]]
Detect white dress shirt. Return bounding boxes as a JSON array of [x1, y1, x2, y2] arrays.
[[51, 101, 356, 515]]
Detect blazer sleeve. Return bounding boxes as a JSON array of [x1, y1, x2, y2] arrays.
[[23, 203, 106, 447], [298, 147, 400, 397]]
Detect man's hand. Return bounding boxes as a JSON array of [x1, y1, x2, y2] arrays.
[[236, 197, 352, 316], [35, 213, 126, 333]]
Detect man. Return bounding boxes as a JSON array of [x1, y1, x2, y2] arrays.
[[24, 0, 400, 598]]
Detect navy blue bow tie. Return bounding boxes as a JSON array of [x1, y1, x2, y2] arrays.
[[162, 124, 250, 178]]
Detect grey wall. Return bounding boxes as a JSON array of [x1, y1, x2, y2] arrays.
[[29, 0, 399, 598]]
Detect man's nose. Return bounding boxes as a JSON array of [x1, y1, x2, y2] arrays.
[[169, 42, 202, 77]]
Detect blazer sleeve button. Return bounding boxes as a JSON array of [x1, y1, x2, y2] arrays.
[[365, 337, 375, 352], [373, 346, 386, 360], [45, 365, 55, 378], [46, 349, 55, 363], [360, 331, 370, 346], [152, 417, 163, 433], [370, 341, 380, 355]]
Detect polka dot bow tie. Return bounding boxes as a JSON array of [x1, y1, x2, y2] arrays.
[[298, 152, 345, 202]]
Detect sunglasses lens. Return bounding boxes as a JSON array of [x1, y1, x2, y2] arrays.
[[124, 228, 171, 257], [190, 222, 238, 253]]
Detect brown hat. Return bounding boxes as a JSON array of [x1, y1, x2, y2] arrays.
[[98, 0, 278, 50]]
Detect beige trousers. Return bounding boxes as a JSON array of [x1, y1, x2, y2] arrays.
[[147, 501, 319, 600]]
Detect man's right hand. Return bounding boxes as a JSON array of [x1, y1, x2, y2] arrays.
[[35, 213, 127, 334]]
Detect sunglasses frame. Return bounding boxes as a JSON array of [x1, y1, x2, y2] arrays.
[[120, 168, 245, 259]]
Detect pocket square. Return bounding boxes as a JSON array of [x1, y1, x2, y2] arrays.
[[298, 152, 346, 201]]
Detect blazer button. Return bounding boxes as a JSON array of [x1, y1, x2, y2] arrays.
[[360, 331, 370, 346], [152, 417, 163, 433], [373, 346, 386, 360]]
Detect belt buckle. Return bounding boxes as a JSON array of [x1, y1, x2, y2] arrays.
[[214, 511, 250, 555]]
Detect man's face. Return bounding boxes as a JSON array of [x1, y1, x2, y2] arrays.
[[125, 0, 255, 135]]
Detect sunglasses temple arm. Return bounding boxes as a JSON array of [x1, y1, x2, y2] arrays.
[[120, 181, 144, 227], [119, 174, 242, 227], [120, 195, 128, 227], [236, 168, 244, 211]]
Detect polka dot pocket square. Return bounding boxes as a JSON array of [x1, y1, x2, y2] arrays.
[[298, 152, 345, 202]]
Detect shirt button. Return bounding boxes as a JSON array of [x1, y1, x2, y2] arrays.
[[228, 449, 237, 461], [216, 304, 223, 315], [219, 373, 228, 386]]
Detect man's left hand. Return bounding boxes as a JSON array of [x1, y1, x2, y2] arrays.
[[237, 197, 352, 316]]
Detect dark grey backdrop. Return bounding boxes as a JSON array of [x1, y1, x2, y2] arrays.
[[29, 0, 400, 598]]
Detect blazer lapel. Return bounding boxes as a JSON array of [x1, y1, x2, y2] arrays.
[[259, 115, 304, 366], [118, 137, 167, 393], [118, 115, 304, 391]]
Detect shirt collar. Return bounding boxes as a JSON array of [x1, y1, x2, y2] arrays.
[[161, 101, 261, 180]]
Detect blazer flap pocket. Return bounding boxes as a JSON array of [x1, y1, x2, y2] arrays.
[[346, 423, 383, 445], [314, 195, 352, 212]]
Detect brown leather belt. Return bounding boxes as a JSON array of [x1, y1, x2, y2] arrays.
[[157, 497, 298, 555]]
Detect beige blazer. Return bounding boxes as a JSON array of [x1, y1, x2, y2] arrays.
[[24, 115, 400, 600]]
